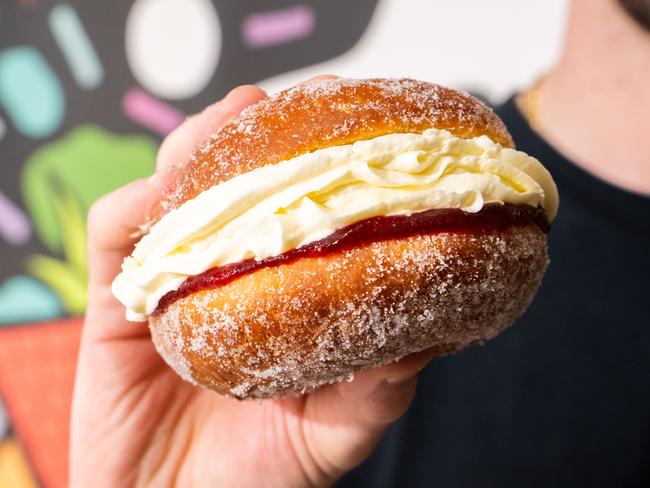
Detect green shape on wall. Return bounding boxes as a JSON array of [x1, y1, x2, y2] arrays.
[[22, 124, 157, 253], [22, 125, 157, 314], [26, 186, 88, 315]]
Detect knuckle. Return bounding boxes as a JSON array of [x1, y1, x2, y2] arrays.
[[86, 192, 115, 241]]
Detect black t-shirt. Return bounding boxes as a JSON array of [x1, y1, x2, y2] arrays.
[[339, 97, 650, 487]]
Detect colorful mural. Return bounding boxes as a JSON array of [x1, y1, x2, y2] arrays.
[[0, 1, 379, 485], [23, 126, 157, 314]]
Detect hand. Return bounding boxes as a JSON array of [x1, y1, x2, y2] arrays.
[[70, 79, 434, 487]]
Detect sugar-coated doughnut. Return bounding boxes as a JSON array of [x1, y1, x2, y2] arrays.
[[113, 78, 558, 399]]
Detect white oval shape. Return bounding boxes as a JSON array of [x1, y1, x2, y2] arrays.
[[125, 0, 221, 100]]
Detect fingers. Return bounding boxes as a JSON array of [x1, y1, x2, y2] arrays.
[[156, 85, 268, 171], [335, 348, 434, 425], [301, 349, 435, 479]]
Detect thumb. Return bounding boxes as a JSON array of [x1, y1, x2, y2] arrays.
[[299, 349, 435, 481]]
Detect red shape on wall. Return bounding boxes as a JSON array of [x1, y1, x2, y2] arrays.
[[0, 318, 82, 488]]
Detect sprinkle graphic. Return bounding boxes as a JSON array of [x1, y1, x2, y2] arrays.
[[49, 4, 104, 90], [122, 88, 184, 136], [242, 5, 316, 49], [125, 0, 221, 100], [0, 191, 31, 246], [0, 47, 65, 138]]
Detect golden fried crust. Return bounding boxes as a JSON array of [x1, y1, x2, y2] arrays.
[[168, 78, 514, 210], [150, 78, 539, 399], [150, 225, 548, 399]]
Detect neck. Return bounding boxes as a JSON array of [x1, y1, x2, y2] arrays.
[[531, 0, 650, 195]]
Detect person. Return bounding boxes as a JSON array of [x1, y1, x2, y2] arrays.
[[338, 0, 650, 486], [70, 0, 650, 485]]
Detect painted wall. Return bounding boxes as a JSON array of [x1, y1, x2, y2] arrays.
[[0, 1, 567, 486], [259, 0, 568, 102]]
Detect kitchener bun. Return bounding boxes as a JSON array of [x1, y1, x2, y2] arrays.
[[147, 79, 549, 399]]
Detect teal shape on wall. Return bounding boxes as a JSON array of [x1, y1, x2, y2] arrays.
[[0, 275, 64, 325], [0, 46, 65, 138]]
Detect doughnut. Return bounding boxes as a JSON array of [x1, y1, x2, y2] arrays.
[[112, 78, 559, 399]]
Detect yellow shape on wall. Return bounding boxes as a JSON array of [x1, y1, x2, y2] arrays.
[[0, 438, 38, 488]]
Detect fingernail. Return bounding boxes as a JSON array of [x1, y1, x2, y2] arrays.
[[146, 172, 160, 185], [300, 75, 338, 86], [146, 166, 174, 185], [384, 375, 417, 386]]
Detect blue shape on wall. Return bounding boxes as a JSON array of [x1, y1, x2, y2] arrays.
[[0, 46, 65, 138], [0, 275, 63, 325]]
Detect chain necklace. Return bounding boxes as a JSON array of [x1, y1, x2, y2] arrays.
[[517, 76, 546, 132]]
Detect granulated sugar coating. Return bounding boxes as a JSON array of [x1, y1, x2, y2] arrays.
[[143, 78, 552, 399], [165, 78, 514, 214], [149, 225, 548, 399]]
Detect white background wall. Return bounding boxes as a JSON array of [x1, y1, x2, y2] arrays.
[[260, 0, 569, 103]]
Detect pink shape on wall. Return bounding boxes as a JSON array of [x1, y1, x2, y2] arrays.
[[18, 0, 38, 8], [0, 191, 31, 245], [122, 88, 184, 136], [242, 5, 316, 49]]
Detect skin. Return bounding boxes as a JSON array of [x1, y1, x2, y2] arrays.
[[527, 0, 650, 195], [70, 78, 435, 488]]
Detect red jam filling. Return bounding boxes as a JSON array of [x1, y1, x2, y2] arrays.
[[152, 203, 548, 316]]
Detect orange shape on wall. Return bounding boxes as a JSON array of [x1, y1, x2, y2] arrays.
[[0, 318, 82, 488]]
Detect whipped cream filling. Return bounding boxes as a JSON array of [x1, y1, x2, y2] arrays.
[[113, 128, 558, 321]]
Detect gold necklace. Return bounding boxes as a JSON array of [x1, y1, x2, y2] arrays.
[[517, 76, 546, 132]]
